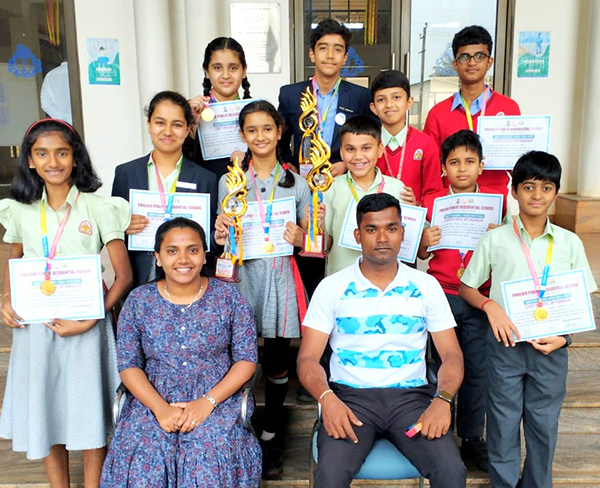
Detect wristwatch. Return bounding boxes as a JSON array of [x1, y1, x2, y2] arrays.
[[433, 389, 454, 405]]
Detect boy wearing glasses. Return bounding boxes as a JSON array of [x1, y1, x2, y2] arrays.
[[424, 25, 520, 202]]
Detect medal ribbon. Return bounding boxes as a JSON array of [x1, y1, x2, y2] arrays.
[[40, 191, 80, 281], [308, 190, 323, 248], [249, 160, 281, 248], [311, 77, 342, 130], [153, 155, 180, 221], [346, 172, 386, 203], [512, 219, 554, 307], [458, 250, 467, 270], [461, 88, 488, 131], [382, 127, 408, 180]]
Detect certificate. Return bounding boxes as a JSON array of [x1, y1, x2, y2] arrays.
[[197, 99, 255, 160], [477, 115, 552, 170], [9, 255, 105, 323], [501, 268, 596, 342], [129, 190, 211, 252], [338, 202, 427, 263], [428, 193, 503, 252], [241, 197, 296, 260]]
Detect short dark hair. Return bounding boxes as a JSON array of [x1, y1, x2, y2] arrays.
[[154, 217, 209, 280], [371, 70, 411, 99], [511, 151, 561, 192], [340, 115, 381, 144], [11, 119, 101, 204], [452, 25, 493, 57], [441, 130, 483, 164], [145, 90, 194, 127], [356, 193, 402, 226], [310, 19, 351, 53]]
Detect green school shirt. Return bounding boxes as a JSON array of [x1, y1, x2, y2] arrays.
[[0, 185, 130, 259], [461, 215, 598, 308], [147, 153, 184, 193], [382, 125, 408, 151], [323, 168, 404, 276]]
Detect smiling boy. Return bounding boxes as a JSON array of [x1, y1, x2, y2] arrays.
[[423, 26, 520, 202], [370, 70, 442, 206], [323, 116, 404, 276], [459, 151, 597, 488]]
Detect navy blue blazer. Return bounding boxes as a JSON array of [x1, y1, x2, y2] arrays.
[[112, 154, 218, 288], [278, 79, 372, 167]]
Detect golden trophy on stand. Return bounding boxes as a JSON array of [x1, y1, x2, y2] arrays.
[[298, 86, 333, 257], [215, 158, 247, 282]]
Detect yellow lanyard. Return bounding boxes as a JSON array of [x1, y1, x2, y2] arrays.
[[461, 89, 489, 131]]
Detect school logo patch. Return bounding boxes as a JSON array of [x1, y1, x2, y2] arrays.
[[413, 149, 423, 161], [78, 220, 93, 235], [496, 112, 505, 116]]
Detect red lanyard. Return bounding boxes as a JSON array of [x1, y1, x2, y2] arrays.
[[249, 160, 281, 247], [153, 153, 180, 220]]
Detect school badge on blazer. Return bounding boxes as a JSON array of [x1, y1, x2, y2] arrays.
[[78, 220, 93, 235], [413, 149, 423, 161]]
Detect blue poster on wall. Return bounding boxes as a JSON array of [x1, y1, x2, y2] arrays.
[[87, 38, 120, 85]]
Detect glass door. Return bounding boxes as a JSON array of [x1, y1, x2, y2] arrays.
[[0, 0, 77, 199]]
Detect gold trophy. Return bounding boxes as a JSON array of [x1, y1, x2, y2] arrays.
[[215, 158, 248, 282], [298, 87, 333, 257]]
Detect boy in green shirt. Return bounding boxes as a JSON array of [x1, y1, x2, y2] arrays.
[[459, 151, 597, 488]]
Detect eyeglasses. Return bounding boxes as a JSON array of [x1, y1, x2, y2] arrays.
[[455, 52, 491, 64]]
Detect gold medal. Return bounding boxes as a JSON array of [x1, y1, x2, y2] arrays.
[[456, 267, 465, 279], [201, 107, 215, 122], [533, 306, 548, 321], [40, 279, 56, 296], [262, 241, 275, 254]]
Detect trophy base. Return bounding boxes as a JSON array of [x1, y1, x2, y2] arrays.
[[214, 257, 240, 282], [299, 233, 328, 258]]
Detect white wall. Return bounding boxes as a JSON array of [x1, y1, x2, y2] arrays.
[[74, 0, 144, 197], [74, 0, 291, 196], [511, 0, 586, 194]]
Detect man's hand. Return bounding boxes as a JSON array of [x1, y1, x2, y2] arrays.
[[321, 392, 363, 443], [484, 300, 520, 347], [417, 398, 452, 440], [528, 336, 567, 355]]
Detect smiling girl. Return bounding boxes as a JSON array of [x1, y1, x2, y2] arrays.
[[112, 91, 217, 287]]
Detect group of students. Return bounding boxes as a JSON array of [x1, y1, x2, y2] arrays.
[[0, 17, 595, 488]]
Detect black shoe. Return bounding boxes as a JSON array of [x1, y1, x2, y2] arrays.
[[261, 437, 284, 479], [296, 385, 316, 404], [461, 437, 489, 472]]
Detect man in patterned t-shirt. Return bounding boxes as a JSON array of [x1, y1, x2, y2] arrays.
[[297, 193, 466, 488]]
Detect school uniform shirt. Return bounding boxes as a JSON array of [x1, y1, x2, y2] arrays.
[[377, 126, 443, 206], [461, 215, 597, 308], [0, 186, 128, 459], [422, 186, 506, 296], [423, 88, 521, 200], [0, 185, 130, 258], [303, 257, 456, 389], [323, 169, 404, 276]]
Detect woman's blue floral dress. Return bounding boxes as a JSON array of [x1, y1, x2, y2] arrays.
[[100, 279, 261, 487]]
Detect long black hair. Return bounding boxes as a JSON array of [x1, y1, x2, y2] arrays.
[[238, 100, 295, 188], [11, 118, 101, 204], [153, 217, 210, 280], [202, 37, 251, 99]]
